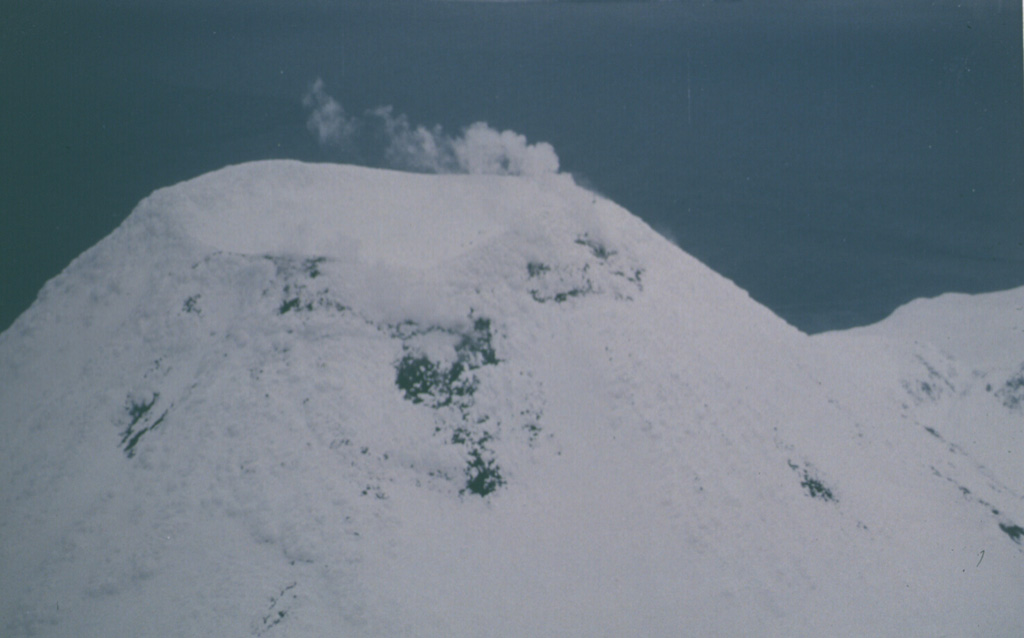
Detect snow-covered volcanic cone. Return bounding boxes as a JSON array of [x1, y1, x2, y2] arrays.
[[2, 161, 1021, 636]]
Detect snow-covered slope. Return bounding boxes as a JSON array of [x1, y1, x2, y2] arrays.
[[813, 288, 1024, 522], [1, 161, 1021, 637]]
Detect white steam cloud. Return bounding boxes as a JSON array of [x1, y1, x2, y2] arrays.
[[303, 78, 559, 177], [302, 78, 358, 147]]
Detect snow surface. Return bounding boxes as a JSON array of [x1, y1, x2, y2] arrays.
[[1, 160, 1021, 637]]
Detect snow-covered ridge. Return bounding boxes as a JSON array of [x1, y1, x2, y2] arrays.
[[146, 161, 571, 268], [1, 161, 1021, 637]]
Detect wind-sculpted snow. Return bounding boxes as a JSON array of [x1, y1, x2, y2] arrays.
[[1, 161, 1021, 637]]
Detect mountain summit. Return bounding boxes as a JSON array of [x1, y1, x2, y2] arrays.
[[2, 161, 1021, 636]]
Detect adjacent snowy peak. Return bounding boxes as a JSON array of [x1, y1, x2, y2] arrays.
[[838, 286, 1024, 369], [1, 161, 1021, 637], [814, 285, 1024, 503]]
